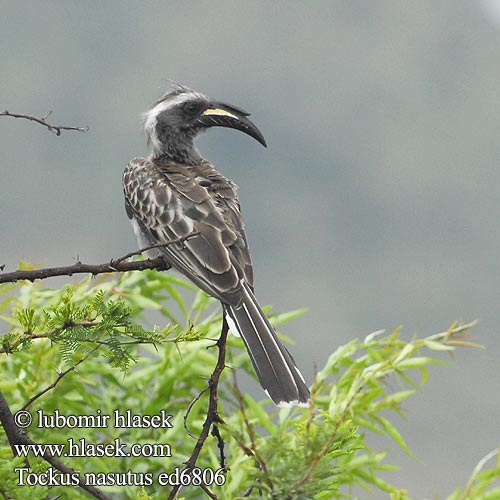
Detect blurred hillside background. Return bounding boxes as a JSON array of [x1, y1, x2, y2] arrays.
[[2, 1, 500, 498]]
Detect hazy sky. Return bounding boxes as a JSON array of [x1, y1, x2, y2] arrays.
[[2, 2, 500, 498]]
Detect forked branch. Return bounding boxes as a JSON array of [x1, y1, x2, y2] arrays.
[[0, 110, 88, 135]]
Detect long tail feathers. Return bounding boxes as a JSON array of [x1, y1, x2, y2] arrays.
[[224, 282, 310, 407]]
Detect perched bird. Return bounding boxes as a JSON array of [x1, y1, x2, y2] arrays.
[[122, 83, 310, 406]]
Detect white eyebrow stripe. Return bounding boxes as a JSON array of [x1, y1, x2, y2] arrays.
[[143, 95, 186, 130], [141, 90, 207, 155], [143, 92, 206, 130], [149, 91, 206, 117], [142, 96, 190, 155]]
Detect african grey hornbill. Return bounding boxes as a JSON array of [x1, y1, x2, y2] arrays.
[[122, 83, 310, 406]]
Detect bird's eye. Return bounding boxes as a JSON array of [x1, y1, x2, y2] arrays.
[[183, 102, 200, 115]]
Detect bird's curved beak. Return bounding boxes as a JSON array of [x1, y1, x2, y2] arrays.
[[194, 101, 267, 147]]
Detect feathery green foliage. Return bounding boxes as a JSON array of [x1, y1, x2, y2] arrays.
[[0, 269, 497, 500]]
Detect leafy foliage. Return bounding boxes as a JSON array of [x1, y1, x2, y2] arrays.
[[0, 270, 498, 499]]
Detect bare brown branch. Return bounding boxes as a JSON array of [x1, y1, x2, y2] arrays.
[[0, 110, 88, 135], [0, 257, 169, 284], [167, 320, 229, 500], [0, 234, 200, 284], [20, 346, 99, 411], [200, 483, 219, 499], [184, 386, 210, 439], [211, 423, 226, 470]]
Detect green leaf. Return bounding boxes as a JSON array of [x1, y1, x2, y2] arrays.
[[373, 415, 418, 459]]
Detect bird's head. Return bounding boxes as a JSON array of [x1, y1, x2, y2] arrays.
[[143, 83, 266, 163]]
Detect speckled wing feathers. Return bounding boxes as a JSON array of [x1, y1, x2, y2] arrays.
[[123, 157, 253, 306]]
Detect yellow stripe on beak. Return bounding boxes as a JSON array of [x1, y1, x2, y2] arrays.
[[202, 108, 239, 119]]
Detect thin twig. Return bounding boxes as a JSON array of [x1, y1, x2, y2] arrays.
[[305, 371, 318, 436], [167, 319, 229, 500], [292, 385, 363, 491], [0, 110, 88, 136], [200, 483, 219, 499], [1, 320, 98, 354], [20, 346, 99, 411], [0, 234, 199, 285], [111, 232, 199, 265], [231, 369, 272, 489], [184, 386, 210, 439], [211, 423, 226, 470]]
